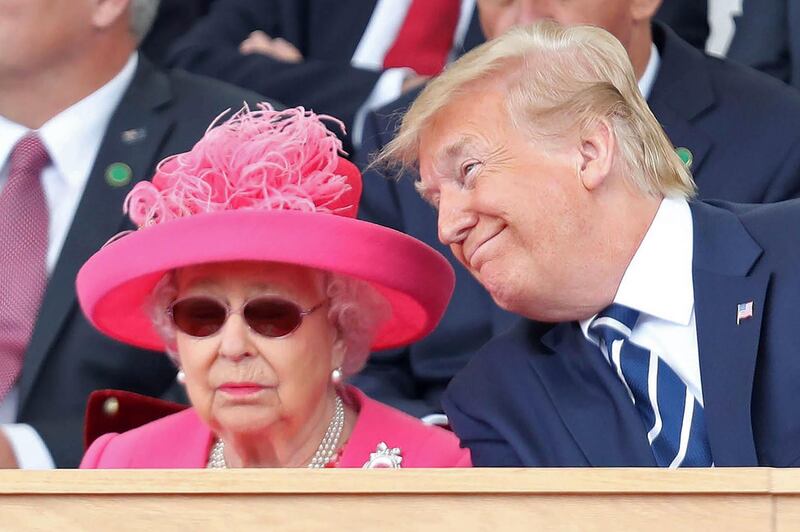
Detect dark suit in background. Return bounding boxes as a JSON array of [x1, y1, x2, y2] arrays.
[[654, 0, 709, 50], [352, 22, 800, 418], [650, 23, 800, 202], [15, 59, 264, 467], [444, 200, 800, 467], [727, 0, 800, 89], [166, 0, 386, 151], [141, 0, 215, 66]]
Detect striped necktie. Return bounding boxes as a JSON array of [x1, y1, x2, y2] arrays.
[[588, 304, 713, 467]]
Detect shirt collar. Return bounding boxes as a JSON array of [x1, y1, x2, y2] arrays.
[[580, 197, 694, 336], [0, 53, 138, 189], [638, 43, 660, 100], [0, 117, 28, 175]]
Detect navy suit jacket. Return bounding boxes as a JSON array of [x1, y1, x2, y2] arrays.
[[14, 58, 265, 468], [654, 0, 709, 50], [443, 199, 800, 467], [353, 23, 800, 417], [727, 0, 800, 89]]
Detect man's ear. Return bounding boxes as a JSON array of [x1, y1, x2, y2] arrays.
[[577, 118, 616, 192], [91, 0, 131, 31], [631, 0, 662, 22]]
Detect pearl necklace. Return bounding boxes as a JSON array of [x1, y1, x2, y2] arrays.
[[207, 395, 345, 469]]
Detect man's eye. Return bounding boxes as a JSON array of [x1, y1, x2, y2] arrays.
[[461, 162, 479, 176], [459, 161, 482, 186]]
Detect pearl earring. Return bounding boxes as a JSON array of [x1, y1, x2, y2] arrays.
[[331, 367, 343, 385], [176, 369, 186, 384]]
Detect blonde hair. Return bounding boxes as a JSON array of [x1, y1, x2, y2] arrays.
[[378, 20, 695, 199]]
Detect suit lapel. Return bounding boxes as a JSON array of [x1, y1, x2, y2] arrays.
[[690, 202, 765, 466], [648, 23, 715, 176], [536, 322, 657, 466], [18, 59, 175, 407]]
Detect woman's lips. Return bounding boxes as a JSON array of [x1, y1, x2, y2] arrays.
[[218, 382, 268, 396]]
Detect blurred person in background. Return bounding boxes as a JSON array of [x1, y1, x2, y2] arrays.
[[165, 0, 485, 152], [0, 0, 264, 468], [728, 0, 800, 90]]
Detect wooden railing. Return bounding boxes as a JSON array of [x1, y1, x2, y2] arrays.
[[1, 469, 798, 531]]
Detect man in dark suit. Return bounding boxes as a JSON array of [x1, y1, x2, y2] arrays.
[[354, 0, 800, 420], [728, 0, 800, 90], [164, 0, 481, 152], [379, 19, 800, 467], [0, 0, 264, 468]]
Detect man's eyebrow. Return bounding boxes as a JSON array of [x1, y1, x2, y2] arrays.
[[415, 137, 478, 206], [434, 137, 475, 168]]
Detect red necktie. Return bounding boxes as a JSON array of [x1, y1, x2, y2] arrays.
[[383, 0, 462, 76], [0, 134, 50, 401]]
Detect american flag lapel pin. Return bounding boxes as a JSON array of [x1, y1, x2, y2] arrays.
[[736, 300, 754, 325]]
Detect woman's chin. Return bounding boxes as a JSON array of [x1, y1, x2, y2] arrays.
[[211, 405, 279, 436]]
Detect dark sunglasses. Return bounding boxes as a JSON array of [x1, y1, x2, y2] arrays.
[[167, 296, 326, 339]]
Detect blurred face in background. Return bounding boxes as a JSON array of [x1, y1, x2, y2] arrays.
[[476, 0, 660, 48], [0, 0, 94, 79]]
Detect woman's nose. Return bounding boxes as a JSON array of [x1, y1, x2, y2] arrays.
[[217, 313, 252, 361]]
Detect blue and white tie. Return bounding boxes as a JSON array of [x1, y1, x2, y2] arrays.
[[588, 304, 713, 467]]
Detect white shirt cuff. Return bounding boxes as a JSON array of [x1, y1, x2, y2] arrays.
[[352, 67, 412, 149], [1, 424, 56, 469], [421, 413, 449, 427]]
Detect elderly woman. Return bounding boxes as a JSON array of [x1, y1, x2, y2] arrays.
[[77, 104, 469, 468]]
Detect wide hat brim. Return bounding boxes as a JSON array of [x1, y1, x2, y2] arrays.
[[76, 210, 455, 352]]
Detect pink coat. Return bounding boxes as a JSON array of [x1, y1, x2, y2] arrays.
[[80, 386, 471, 468]]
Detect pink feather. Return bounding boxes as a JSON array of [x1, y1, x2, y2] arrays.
[[123, 103, 352, 228]]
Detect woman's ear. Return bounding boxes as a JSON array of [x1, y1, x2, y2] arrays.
[[578, 118, 616, 192], [330, 329, 348, 371]]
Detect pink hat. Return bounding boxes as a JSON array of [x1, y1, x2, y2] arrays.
[[76, 104, 454, 352]]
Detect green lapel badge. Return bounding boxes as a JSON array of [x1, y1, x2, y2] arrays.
[[105, 162, 133, 187], [675, 147, 693, 170]]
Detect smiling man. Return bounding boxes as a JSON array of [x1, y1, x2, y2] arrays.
[[379, 21, 800, 467]]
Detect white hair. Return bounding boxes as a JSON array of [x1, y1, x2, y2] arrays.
[[130, 0, 161, 43], [146, 267, 390, 377]]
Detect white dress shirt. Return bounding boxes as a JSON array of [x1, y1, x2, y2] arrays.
[[0, 53, 138, 468], [579, 197, 703, 405], [639, 43, 661, 100], [351, 0, 477, 146]]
